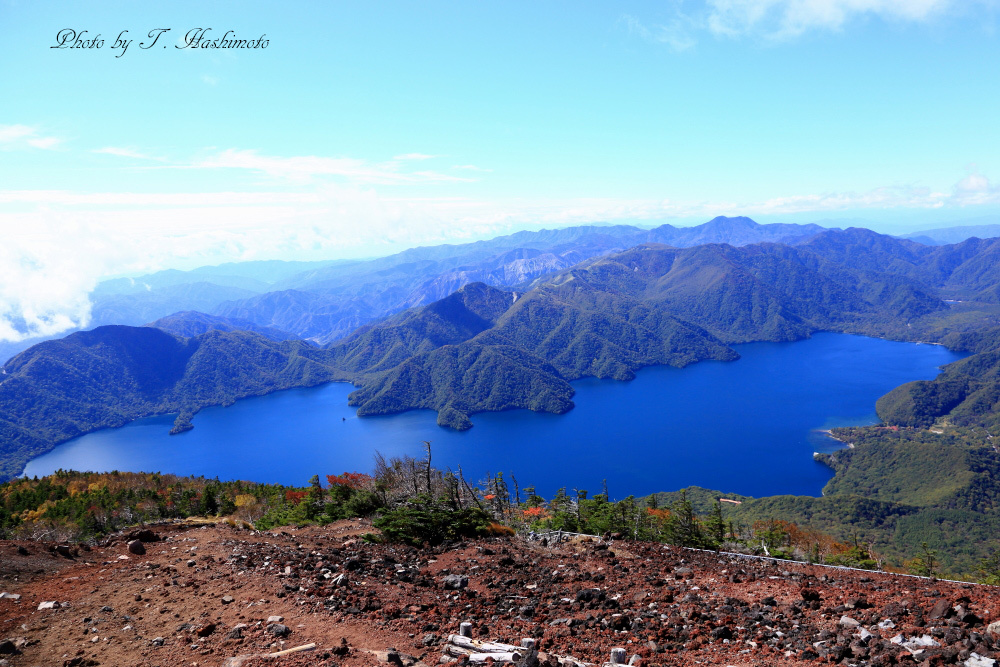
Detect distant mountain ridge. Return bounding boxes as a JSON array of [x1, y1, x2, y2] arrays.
[[0, 217, 826, 364], [214, 216, 831, 344], [147, 311, 301, 342], [899, 218, 1000, 246]]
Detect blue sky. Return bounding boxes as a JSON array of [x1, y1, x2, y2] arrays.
[[0, 0, 999, 339]]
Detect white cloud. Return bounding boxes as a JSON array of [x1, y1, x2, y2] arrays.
[[189, 148, 474, 185], [452, 165, 493, 172], [622, 12, 699, 51], [26, 136, 62, 150], [952, 171, 1000, 206], [706, 0, 954, 38], [624, 0, 969, 46], [0, 124, 62, 150], [0, 125, 36, 143], [93, 146, 160, 160], [392, 153, 438, 161]]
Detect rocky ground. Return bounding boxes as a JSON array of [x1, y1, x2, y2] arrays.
[[1, 520, 998, 667]]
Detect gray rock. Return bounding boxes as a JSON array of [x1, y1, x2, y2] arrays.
[[266, 615, 284, 623], [839, 616, 860, 628], [441, 574, 468, 590], [0, 593, 19, 601], [575, 588, 604, 603], [986, 620, 1000, 640], [151, 637, 165, 646], [900, 634, 940, 651], [37, 601, 56, 610], [221, 595, 234, 604], [133, 529, 158, 542], [127, 540, 146, 555], [966, 653, 997, 667], [267, 623, 290, 637], [928, 598, 952, 619]]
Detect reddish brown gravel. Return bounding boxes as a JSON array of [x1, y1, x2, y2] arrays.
[[1, 520, 998, 667]]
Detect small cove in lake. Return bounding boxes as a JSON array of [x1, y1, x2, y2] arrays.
[[22, 333, 965, 498]]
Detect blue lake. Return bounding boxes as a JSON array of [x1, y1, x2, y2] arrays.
[[21, 333, 964, 498]]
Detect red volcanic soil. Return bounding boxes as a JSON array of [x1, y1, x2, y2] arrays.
[[1, 520, 998, 667]]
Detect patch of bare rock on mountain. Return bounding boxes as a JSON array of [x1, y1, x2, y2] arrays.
[[1, 520, 998, 667]]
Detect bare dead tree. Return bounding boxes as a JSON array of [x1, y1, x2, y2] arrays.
[[422, 440, 433, 495]]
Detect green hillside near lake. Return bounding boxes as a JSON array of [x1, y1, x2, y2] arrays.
[[0, 326, 350, 482]]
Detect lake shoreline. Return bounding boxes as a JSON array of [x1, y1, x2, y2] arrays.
[[20, 333, 963, 499]]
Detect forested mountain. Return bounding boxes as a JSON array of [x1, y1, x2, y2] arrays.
[[5, 223, 1000, 483], [875, 328, 1000, 431], [147, 311, 301, 342], [213, 217, 831, 343], [339, 236, 949, 428]]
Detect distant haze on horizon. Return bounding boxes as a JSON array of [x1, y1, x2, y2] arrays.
[[1, 0, 998, 341]]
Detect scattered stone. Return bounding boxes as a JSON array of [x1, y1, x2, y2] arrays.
[[966, 653, 997, 667], [132, 529, 158, 543], [898, 634, 941, 651], [267, 623, 290, 638], [151, 637, 165, 646], [267, 615, 284, 623], [800, 588, 821, 602], [37, 601, 57, 610], [928, 598, 953, 620], [0, 593, 20, 601], [839, 616, 860, 628], [221, 595, 234, 604], [127, 540, 145, 556], [575, 588, 604, 603], [442, 574, 468, 590]]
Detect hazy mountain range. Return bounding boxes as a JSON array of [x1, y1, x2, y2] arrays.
[[0, 216, 827, 364]]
